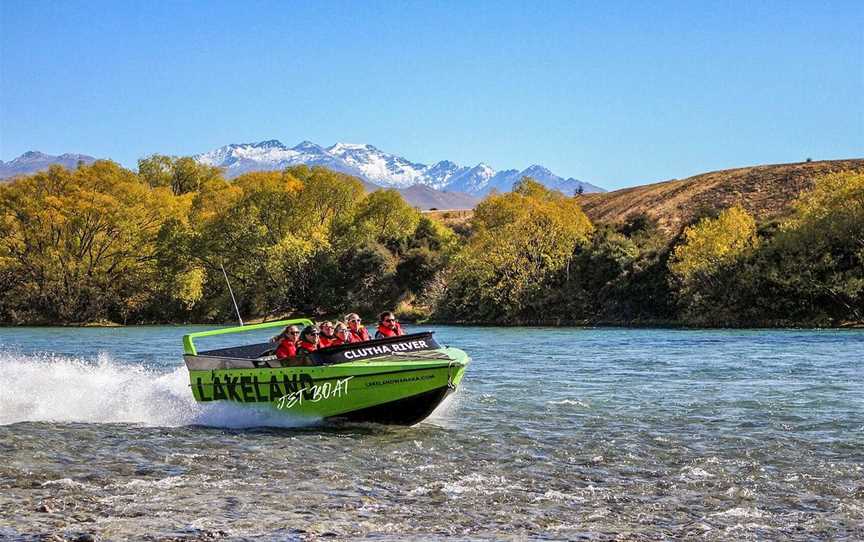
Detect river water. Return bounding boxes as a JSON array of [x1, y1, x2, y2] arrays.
[[0, 326, 862, 541]]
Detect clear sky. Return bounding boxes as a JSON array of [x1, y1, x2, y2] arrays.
[[1, 1, 862, 190]]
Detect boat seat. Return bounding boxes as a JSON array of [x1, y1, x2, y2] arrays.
[[198, 341, 274, 360]]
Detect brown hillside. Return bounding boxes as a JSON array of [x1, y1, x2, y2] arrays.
[[579, 159, 864, 235]]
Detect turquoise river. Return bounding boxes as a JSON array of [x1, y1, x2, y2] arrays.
[[0, 326, 862, 540]]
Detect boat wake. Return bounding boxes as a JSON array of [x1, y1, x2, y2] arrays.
[[0, 351, 315, 429]]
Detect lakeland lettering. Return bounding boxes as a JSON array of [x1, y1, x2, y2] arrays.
[[195, 373, 316, 403], [343, 340, 429, 360]]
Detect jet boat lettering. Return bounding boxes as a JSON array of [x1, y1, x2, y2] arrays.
[[344, 340, 429, 360], [276, 376, 354, 410]]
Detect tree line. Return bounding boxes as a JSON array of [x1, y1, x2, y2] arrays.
[[0, 158, 861, 327]]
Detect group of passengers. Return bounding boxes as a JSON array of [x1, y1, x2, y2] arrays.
[[273, 311, 405, 361]]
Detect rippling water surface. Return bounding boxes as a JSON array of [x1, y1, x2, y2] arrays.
[[1, 326, 863, 540]]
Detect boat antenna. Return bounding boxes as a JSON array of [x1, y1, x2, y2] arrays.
[[220, 262, 244, 326]]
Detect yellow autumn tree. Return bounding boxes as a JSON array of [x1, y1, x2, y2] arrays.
[[0, 161, 190, 323], [669, 205, 759, 282], [438, 178, 593, 321], [769, 171, 864, 322], [783, 171, 864, 241]]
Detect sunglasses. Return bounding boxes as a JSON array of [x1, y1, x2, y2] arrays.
[[309, 332, 320, 336], [287, 331, 300, 335], [384, 318, 396, 322], [349, 319, 360, 323]]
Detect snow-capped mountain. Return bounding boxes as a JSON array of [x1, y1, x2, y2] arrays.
[[0, 151, 97, 179], [195, 140, 605, 195], [326, 143, 427, 188], [196, 140, 353, 178], [451, 163, 499, 194]]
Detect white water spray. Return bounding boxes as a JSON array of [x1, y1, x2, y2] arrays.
[[0, 351, 314, 428]]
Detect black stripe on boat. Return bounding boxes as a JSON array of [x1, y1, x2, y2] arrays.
[[326, 386, 452, 425], [189, 332, 442, 370]]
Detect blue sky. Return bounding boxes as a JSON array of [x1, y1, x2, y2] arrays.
[[1, 1, 862, 190]]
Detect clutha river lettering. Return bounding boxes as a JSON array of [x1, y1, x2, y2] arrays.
[[1, 325, 862, 540]]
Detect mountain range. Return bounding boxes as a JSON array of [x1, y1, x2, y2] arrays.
[[195, 140, 605, 196], [1, 142, 604, 209], [0, 151, 97, 179]]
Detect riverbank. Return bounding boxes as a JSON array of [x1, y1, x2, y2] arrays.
[[2, 316, 862, 329], [2, 163, 862, 329]]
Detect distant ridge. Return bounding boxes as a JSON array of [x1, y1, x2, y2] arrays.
[[580, 159, 864, 235], [395, 184, 480, 211], [0, 151, 97, 179]]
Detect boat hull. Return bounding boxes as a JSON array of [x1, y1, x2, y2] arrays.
[[187, 348, 468, 425]]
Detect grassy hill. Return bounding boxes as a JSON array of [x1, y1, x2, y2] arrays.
[[579, 159, 864, 234]]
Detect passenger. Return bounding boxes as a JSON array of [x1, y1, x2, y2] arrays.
[[297, 325, 320, 355], [274, 325, 300, 360], [318, 321, 336, 348], [331, 322, 353, 346], [375, 311, 405, 339], [345, 313, 370, 342]]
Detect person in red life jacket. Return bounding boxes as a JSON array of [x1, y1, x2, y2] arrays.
[[331, 322, 353, 346], [375, 311, 405, 339], [345, 313, 370, 342], [273, 325, 301, 360], [318, 321, 336, 348], [297, 325, 320, 355]]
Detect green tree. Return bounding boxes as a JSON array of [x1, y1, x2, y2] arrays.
[[138, 154, 224, 195]]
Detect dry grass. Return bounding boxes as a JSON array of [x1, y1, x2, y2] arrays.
[[423, 208, 474, 229], [580, 159, 864, 235], [419, 160, 864, 237]]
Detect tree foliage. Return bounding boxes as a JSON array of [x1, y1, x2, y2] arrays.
[[435, 178, 593, 322], [1, 162, 861, 327], [0, 162, 189, 323], [669, 205, 759, 282], [138, 154, 223, 195], [0, 162, 440, 324]]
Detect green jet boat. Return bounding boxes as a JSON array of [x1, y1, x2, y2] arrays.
[[182, 318, 470, 425]]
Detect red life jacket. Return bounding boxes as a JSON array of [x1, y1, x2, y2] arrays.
[[375, 322, 404, 339], [298, 340, 318, 354], [349, 326, 370, 342], [331, 335, 352, 346], [275, 339, 297, 359], [319, 335, 335, 348]]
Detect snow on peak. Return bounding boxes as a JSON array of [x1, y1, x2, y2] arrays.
[[326, 142, 426, 188], [253, 139, 287, 149], [293, 140, 323, 152], [327, 142, 377, 153], [17, 151, 50, 162], [522, 164, 553, 175], [193, 139, 603, 194]]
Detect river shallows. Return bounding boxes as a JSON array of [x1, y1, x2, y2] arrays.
[[1, 326, 862, 540]]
